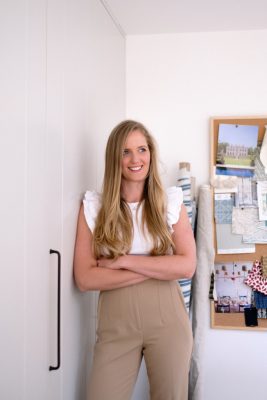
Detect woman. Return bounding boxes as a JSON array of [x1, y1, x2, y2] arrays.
[[74, 120, 196, 400]]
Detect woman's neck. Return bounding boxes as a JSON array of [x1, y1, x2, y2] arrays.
[[120, 180, 145, 203]]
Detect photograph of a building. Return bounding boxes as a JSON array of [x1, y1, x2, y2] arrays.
[[216, 123, 258, 169]]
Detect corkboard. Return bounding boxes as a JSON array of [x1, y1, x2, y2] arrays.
[[210, 116, 267, 331], [211, 302, 267, 331]]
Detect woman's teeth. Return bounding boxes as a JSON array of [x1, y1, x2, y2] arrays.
[[129, 166, 142, 171]]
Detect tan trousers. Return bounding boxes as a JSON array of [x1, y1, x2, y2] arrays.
[[88, 279, 193, 400]]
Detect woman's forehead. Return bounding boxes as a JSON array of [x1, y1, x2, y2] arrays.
[[124, 129, 148, 147]]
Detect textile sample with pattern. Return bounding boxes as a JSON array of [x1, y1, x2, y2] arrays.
[[244, 260, 267, 295]]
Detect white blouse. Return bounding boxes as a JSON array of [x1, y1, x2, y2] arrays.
[[83, 186, 183, 255]]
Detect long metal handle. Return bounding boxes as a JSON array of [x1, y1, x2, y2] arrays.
[[49, 249, 61, 371]]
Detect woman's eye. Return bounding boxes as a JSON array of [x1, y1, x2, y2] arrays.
[[123, 149, 129, 156], [139, 147, 147, 153]]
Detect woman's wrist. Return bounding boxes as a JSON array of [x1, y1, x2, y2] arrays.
[[120, 255, 133, 269]]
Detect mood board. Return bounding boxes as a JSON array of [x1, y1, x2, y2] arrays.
[[209, 116, 267, 330]]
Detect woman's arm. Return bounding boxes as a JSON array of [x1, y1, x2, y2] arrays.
[[73, 204, 148, 291], [98, 204, 196, 281]]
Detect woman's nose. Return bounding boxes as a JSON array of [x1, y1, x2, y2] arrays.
[[130, 151, 139, 163]]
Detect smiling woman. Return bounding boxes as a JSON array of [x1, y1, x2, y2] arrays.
[[121, 130, 151, 186], [73, 119, 196, 400]]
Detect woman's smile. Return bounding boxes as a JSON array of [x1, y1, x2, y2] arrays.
[[128, 165, 143, 172]]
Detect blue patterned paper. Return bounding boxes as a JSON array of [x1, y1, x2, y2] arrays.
[[214, 194, 235, 224]]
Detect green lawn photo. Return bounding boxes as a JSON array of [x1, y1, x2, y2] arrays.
[[223, 157, 253, 166]]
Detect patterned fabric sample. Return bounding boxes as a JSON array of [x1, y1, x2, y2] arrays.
[[177, 167, 193, 312], [232, 207, 258, 235], [213, 173, 238, 191], [254, 290, 267, 308], [177, 167, 192, 223], [257, 308, 267, 318], [178, 278, 192, 312], [244, 261, 267, 295], [235, 178, 257, 207], [243, 221, 267, 244], [214, 193, 235, 224]]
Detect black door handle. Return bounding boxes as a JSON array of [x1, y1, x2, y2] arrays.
[[49, 249, 61, 371]]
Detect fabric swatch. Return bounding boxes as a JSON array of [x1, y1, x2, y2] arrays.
[[235, 178, 257, 207], [254, 291, 267, 309], [243, 222, 267, 244], [177, 167, 192, 223], [177, 166, 193, 312], [244, 261, 267, 295], [216, 223, 255, 254], [214, 193, 235, 224], [257, 308, 267, 318], [232, 207, 259, 235]]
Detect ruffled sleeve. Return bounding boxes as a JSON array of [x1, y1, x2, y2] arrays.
[[166, 186, 183, 232], [83, 190, 101, 232]]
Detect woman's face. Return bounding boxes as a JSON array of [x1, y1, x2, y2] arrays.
[[121, 129, 151, 184]]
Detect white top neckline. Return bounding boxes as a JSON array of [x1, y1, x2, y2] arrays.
[[83, 186, 183, 255]]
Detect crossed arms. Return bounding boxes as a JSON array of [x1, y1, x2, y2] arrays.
[[73, 203, 196, 291]]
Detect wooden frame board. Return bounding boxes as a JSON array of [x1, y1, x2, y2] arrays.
[[210, 116, 267, 331], [211, 301, 267, 331]]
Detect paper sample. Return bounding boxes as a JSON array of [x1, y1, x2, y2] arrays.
[[216, 223, 255, 254], [235, 178, 257, 207], [232, 207, 259, 235], [214, 193, 235, 224], [242, 223, 267, 244]]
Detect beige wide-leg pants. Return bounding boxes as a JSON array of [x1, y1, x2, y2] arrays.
[[88, 279, 193, 400]]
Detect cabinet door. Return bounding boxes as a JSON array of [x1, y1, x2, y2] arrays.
[[0, 1, 62, 398], [0, 2, 28, 397], [23, 1, 62, 399]]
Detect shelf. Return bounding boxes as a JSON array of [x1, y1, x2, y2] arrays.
[[210, 301, 267, 331]]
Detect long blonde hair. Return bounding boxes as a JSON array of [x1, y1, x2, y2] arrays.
[[93, 120, 174, 258]]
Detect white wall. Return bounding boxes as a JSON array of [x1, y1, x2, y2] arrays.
[[126, 30, 267, 190], [126, 30, 267, 400]]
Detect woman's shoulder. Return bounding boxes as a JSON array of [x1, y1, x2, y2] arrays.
[[166, 186, 183, 229], [83, 190, 102, 232], [84, 190, 101, 204]]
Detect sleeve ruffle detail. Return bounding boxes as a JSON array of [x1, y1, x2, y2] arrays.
[[83, 190, 101, 232], [166, 186, 183, 233]]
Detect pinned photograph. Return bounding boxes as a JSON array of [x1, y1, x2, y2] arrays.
[[214, 261, 253, 313], [216, 124, 259, 172]]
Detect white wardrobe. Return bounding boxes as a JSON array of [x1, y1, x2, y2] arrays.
[[0, 1, 125, 399]]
